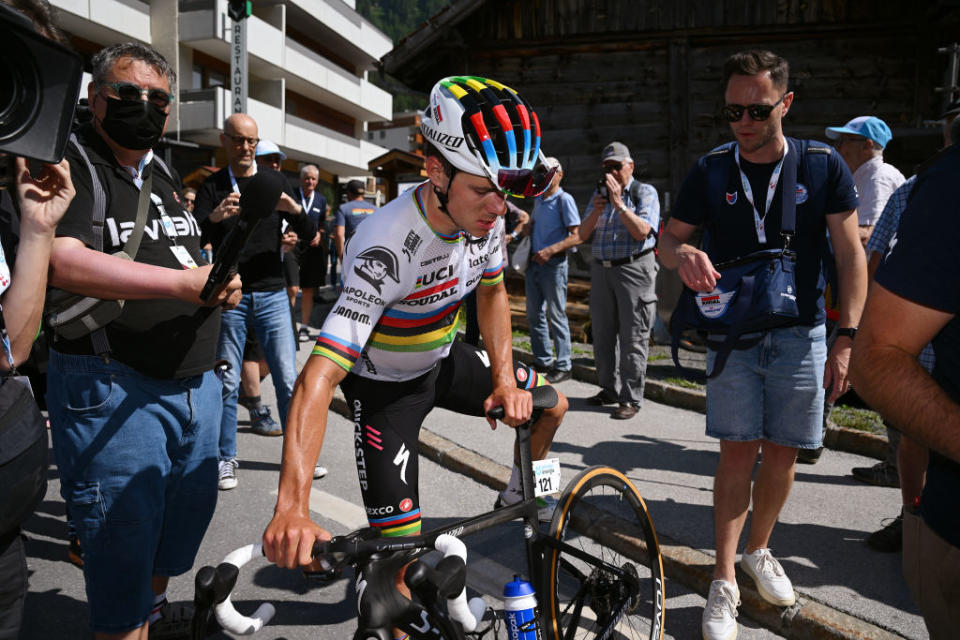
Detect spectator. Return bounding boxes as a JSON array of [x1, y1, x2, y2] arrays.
[[45, 42, 242, 638], [850, 125, 960, 640], [659, 50, 867, 640], [0, 153, 74, 640], [525, 157, 580, 383], [334, 179, 376, 260], [296, 164, 329, 340], [825, 116, 905, 247], [252, 142, 301, 309], [194, 115, 317, 489], [181, 186, 196, 213], [578, 141, 660, 420], [849, 109, 960, 552]]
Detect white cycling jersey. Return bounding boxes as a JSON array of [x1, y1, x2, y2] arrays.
[[312, 182, 505, 381]]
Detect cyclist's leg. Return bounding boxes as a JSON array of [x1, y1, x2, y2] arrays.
[[340, 369, 437, 537], [435, 341, 568, 462]]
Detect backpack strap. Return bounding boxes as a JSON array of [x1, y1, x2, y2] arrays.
[[67, 134, 112, 356], [627, 180, 659, 246]]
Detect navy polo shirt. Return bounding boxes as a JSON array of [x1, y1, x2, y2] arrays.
[[875, 144, 960, 549], [672, 137, 858, 326]]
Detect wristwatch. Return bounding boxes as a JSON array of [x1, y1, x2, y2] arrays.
[[836, 327, 857, 339]]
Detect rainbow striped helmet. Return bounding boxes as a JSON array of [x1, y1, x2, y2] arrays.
[[421, 76, 556, 198]]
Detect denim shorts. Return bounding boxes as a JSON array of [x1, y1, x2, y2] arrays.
[[46, 351, 221, 634], [705, 324, 827, 449]]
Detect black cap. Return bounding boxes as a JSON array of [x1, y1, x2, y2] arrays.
[[347, 179, 365, 196]]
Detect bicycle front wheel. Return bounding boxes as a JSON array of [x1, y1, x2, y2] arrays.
[[542, 466, 665, 640]]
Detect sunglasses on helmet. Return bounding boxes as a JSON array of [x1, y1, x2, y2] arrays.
[[720, 94, 786, 123]]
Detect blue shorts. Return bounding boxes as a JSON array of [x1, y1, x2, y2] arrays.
[[46, 351, 221, 634], [705, 324, 827, 449]]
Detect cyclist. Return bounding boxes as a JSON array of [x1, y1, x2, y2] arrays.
[[263, 76, 569, 571]]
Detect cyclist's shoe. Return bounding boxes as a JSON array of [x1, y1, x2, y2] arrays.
[[250, 406, 282, 436], [149, 599, 220, 640], [866, 511, 903, 552], [314, 464, 328, 479], [701, 579, 739, 640], [67, 536, 83, 568], [494, 489, 557, 522], [739, 548, 796, 607], [851, 461, 899, 488], [218, 459, 238, 491]]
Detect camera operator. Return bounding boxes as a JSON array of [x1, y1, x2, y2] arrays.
[[578, 141, 661, 420], [45, 42, 241, 639]]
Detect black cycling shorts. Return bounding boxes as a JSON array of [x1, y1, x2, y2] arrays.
[[339, 340, 545, 537]]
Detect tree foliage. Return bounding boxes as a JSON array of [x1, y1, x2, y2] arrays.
[[357, 0, 451, 44]]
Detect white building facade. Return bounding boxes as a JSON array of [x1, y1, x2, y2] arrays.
[[51, 0, 393, 181]]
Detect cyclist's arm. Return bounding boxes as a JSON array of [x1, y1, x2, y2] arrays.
[[263, 354, 346, 569], [476, 280, 532, 428]]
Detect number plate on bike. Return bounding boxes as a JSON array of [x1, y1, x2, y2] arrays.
[[532, 458, 561, 497]]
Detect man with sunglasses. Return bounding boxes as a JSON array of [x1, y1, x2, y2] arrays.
[[45, 43, 243, 639], [660, 50, 867, 640], [578, 142, 661, 420], [263, 76, 569, 571], [194, 115, 316, 490]]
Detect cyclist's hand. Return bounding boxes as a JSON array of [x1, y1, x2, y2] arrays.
[[262, 512, 331, 570], [484, 386, 532, 429]]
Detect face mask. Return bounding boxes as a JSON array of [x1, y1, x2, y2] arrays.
[[98, 95, 167, 150]]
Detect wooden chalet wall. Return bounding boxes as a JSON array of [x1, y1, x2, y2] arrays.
[[385, 0, 960, 212]]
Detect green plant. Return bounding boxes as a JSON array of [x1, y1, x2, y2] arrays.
[[512, 329, 529, 338], [648, 353, 668, 362], [515, 340, 531, 352], [664, 377, 704, 390], [831, 405, 885, 433]]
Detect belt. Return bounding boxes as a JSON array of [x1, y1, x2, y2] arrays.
[[595, 248, 653, 268]]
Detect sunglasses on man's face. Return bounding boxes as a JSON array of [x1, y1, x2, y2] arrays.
[[103, 82, 174, 109], [721, 94, 786, 123], [603, 162, 622, 173]]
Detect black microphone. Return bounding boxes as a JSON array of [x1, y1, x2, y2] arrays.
[[199, 169, 284, 301]]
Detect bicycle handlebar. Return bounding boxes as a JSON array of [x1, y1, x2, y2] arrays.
[[431, 534, 486, 632], [211, 544, 276, 635]]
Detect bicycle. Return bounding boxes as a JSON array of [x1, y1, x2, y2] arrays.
[[193, 385, 666, 640]]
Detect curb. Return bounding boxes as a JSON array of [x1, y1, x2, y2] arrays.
[[327, 391, 905, 640], [513, 347, 888, 462]]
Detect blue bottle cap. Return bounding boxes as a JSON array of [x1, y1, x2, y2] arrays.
[[503, 575, 535, 598]]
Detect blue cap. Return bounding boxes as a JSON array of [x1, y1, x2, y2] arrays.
[[825, 116, 893, 149], [255, 139, 287, 160], [503, 576, 535, 598]]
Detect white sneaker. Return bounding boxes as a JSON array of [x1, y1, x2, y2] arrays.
[[313, 464, 328, 479], [740, 548, 796, 606], [218, 459, 238, 491], [701, 579, 739, 640]]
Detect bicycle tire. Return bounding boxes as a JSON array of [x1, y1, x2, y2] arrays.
[[542, 466, 665, 640]]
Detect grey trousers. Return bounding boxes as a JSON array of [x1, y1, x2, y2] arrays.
[[589, 253, 658, 405]]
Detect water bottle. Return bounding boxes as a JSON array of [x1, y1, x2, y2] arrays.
[[503, 575, 540, 640]]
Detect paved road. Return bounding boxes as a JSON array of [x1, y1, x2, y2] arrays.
[[19, 293, 926, 639]]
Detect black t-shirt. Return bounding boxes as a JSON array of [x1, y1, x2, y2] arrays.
[[53, 124, 221, 379], [672, 138, 859, 325], [193, 169, 315, 292], [874, 144, 960, 549], [295, 186, 327, 257]]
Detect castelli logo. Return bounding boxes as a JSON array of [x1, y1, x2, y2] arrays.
[[399, 498, 413, 512], [516, 367, 529, 383]]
